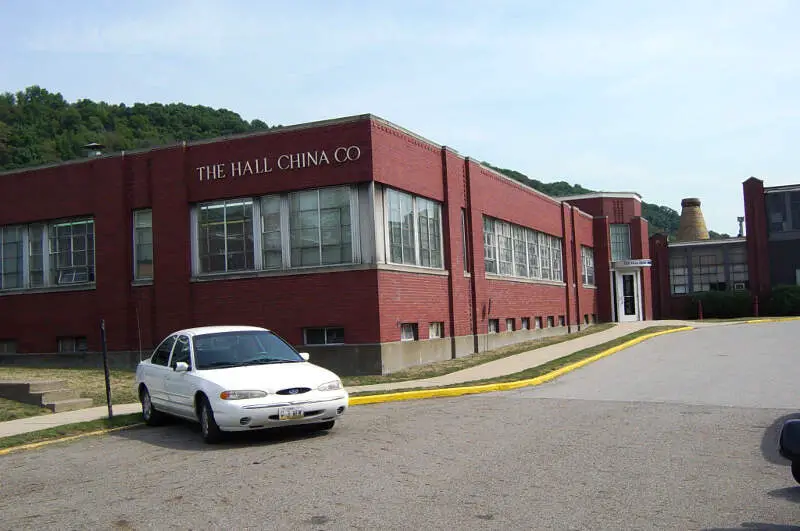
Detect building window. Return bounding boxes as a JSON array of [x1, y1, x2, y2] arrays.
[[461, 209, 470, 272], [0, 218, 95, 292], [0, 340, 16, 353], [559, 315, 566, 327], [547, 316, 555, 328], [669, 255, 689, 295], [610, 224, 631, 261], [385, 188, 443, 269], [488, 319, 499, 334], [290, 187, 352, 267], [584, 314, 590, 325], [482, 216, 563, 282], [521, 317, 530, 330], [692, 253, 725, 292], [483, 217, 497, 274], [505, 318, 515, 332], [193, 186, 360, 276], [0, 226, 23, 290], [50, 219, 96, 285], [133, 209, 153, 280], [58, 336, 88, 353], [198, 199, 255, 273], [581, 246, 595, 285], [400, 323, 418, 341], [728, 246, 749, 290], [304, 327, 345, 345], [535, 317, 543, 329], [429, 322, 444, 339]]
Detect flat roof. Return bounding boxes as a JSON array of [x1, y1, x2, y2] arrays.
[[557, 192, 643, 202], [668, 237, 746, 248], [765, 184, 800, 194]]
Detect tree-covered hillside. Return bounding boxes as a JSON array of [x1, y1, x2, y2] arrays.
[[0, 86, 724, 239], [485, 163, 727, 239], [0, 86, 274, 171]]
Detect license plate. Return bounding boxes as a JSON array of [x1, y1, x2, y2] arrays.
[[278, 406, 304, 421]]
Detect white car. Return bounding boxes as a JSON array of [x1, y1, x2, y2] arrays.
[[134, 325, 348, 443]]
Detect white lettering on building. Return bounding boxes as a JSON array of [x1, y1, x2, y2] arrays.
[[197, 145, 361, 181]]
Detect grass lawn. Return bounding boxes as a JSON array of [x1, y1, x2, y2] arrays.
[[349, 325, 682, 396], [341, 323, 615, 387], [0, 367, 137, 420], [0, 397, 50, 422], [0, 413, 144, 452]]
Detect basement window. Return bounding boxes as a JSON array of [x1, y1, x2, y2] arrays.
[[400, 323, 418, 341], [521, 318, 530, 330], [0, 340, 16, 353], [304, 327, 345, 345], [429, 322, 444, 339], [58, 336, 88, 353], [547, 316, 555, 328], [505, 318, 515, 332], [488, 319, 499, 334]]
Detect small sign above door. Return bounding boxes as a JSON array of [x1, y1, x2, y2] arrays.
[[613, 259, 652, 268]]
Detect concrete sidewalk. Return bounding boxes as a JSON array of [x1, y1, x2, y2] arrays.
[[0, 319, 718, 439]]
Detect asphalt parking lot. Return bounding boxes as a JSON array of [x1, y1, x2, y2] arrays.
[[1, 321, 799, 530]]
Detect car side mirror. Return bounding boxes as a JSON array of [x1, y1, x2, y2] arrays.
[[174, 361, 190, 372], [298, 352, 310, 361]]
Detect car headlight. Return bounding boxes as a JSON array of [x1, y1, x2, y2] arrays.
[[219, 390, 268, 400], [318, 380, 343, 392]]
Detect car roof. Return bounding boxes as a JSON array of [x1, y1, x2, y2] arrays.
[[171, 325, 271, 337]]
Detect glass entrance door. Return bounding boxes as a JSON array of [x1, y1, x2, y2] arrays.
[[622, 274, 636, 316]]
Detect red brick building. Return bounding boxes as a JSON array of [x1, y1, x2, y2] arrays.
[[649, 177, 799, 319], [0, 114, 651, 374]]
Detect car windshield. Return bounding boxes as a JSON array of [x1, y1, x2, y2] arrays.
[[192, 330, 303, 370]]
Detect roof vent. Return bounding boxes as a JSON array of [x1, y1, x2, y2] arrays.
[[83, 142, 105, 158], [675, 197, 709, 242]]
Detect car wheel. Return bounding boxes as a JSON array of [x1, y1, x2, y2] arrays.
[[140, 387, 163, 426], [792, 461, 800, 485], [199, 397, 223, 444]]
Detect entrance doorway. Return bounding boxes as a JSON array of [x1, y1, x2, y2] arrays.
[[613, 269, 641, 322]]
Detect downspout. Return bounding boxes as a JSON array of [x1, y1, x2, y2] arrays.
[[561, 203, 572, 332], [440, 147, 457, 359]]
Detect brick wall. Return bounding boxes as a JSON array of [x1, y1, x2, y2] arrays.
[[743, 177, 770, 297]]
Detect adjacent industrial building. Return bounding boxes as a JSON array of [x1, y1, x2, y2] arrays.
[[0, 114, 653, 375]]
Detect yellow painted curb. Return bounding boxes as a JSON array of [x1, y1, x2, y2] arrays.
[[0, 422, 144, 457], [349, 326, 694, 406], [743, 316, 800, 324]]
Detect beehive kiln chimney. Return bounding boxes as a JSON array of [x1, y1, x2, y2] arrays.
[[676, 197, 710, 241]]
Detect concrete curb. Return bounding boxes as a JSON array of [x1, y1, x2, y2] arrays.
[[742, 316, 800, 324], [0, 422, 145, 456], [349, 326, 695, 406]]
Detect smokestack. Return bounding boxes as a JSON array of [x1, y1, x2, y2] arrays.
[[676, 197, 709, 242]]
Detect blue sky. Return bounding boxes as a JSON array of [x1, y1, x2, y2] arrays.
[[2, 0, 799, 234]]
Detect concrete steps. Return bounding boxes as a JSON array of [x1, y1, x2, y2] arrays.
[[0, 379, 94, 413]]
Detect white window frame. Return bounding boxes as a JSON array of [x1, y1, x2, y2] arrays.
[[582, 246, 595, 286], [383, 187, 444, 270], [610, 224, 632, 262], [488, 319, 499, 334], [191, 185, 361, 276], [428, 322, 444, 339], [505, 318, 515, 332], [400, 323, 418, 341], [521, 317, 530, 330], [0, 218, 94, 292], [133, 209, 153, 281], [482, 215, 564, 283]]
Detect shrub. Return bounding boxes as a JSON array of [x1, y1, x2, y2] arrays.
[[689, 290, 752, 319], [764, 285, 800, 316]]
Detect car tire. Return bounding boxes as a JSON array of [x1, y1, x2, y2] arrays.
[[198, 396, 223, 444], [140, 387, 164, 426], [792, 461, 800, 485]]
